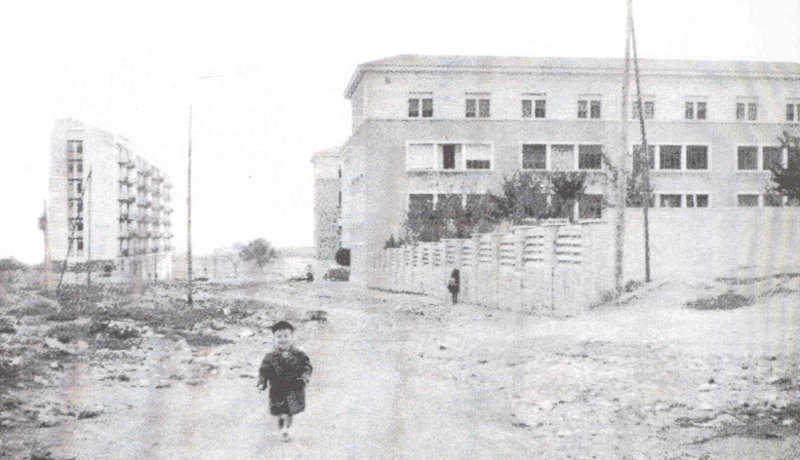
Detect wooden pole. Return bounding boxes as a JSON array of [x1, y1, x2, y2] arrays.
[[187, 104, 193, 307], [614, 0, 632, 292], [629, 0, 652, 282], [87, 168, 92, 287]]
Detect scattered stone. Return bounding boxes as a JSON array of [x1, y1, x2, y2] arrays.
[[209, 320, 225, 331], [117, 375, 130, 382], [708, 377, 715, 384], [698, 383, 715, 392], [33, 376, 50, 387], [77, 406, 104, 419], [782, 419, 794, 426], [38, 413, 61, 428], [49, 362, 62, 371], [239, 329, 255, 338], [539, 401, 555, 411], [699, 403, 714, 411], [137, 379, 151, 387], [557, 430, 573, 437], [155, 383, 171, 389], [439, 345, 447, 350]]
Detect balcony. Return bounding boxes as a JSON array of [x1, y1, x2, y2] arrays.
[[119, 249, 130, 257], [118, 196, 135, 204], [119, 177, 133, 186]]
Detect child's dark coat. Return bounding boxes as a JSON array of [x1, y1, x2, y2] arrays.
[[258, 347, 312, 415]]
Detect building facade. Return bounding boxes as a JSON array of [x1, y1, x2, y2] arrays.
[[47, 119, 174, 280], [311, 146, 343, 260], [328, 55, 800, 284]]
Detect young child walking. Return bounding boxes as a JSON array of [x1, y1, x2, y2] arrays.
[[258, 320, 313, 442]]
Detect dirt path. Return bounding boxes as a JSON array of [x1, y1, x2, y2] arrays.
[[15, 277, 800, 459]]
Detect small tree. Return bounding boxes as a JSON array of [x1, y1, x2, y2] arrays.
[[549, 172, 588, 221], [239, 239, 277, 268], [769, 131, 800, 201]]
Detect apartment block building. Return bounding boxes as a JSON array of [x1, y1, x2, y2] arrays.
[[47, 119, 174, 280], [317, 55, 800, 283]]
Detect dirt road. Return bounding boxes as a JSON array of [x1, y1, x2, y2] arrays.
[[8, 275, 800, 459]]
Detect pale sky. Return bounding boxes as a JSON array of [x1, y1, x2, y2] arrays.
[[1, 0, 799, 264]]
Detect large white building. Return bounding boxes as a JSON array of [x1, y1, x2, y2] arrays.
[[315, 55, 800, 284], [47, 119, 174, 280]]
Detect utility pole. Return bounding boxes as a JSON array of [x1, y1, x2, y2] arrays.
[[187, 104, 193, 307], [614, 0, 633, 292], [87, 168, 93, 287], [629, 0, 652, 282]]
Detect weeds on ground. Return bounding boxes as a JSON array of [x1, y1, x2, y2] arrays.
[[0, 316, 16, 334], [685, 291, 751, 310], [177, 332, 233, 347]]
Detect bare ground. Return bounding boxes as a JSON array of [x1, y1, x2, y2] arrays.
[[1, 271, 799, 459]]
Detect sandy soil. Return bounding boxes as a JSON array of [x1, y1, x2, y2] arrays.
[[2, 273, 799, 459]]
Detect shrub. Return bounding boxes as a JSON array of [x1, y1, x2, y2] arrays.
[[686, 291, 752, 310], [8, 296, 59, 317], [46, 324, 90, 344], [45, 311, 79, 322], [324, 267, 350, 282], [0, 317, 16, 334], [335, 248, 351, 267]]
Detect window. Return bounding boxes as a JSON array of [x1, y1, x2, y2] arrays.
[[465, 143, 491, 169], [69, 218, 84, 231], [786, 102, 800, 122], [421, 99, 433, 117], [686, 194, 709, 208], [659, 194, 682, 208], [67, 140, 83, 155], [551, 144, 575, 170], [466, 99, 476, 118], [736, 101, 757, 121], [522, 99, 532, 118], [479, 99, 490, 118], [737, 146, 758, 170], [436, 194, 463, 215], [632, 145, 655, 171], [686, 146, 708, 170], [535, 100, 546, 118], [522, 99, 546, 118], [764, 194, 784, 207], [522, 144, 547, 170], [578, 98, 601, 119], [763, 147, 783, 171], [578, 100, 588, 119], [579, 194, 603, 219], [440, 144, 461, 170], [408, 98, 419, 117], [633, 99, 655, 119], [685, 100, 707, 120], [407, 143, 435, 170], [578, 144, 603, 170], [737, 194, 759, 207], [659, 145, 682, 170], [409, 96, 433, 118], [466, 97, 490, 118]]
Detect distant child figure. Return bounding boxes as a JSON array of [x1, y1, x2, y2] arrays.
[[258, 321, 312, 442], [447, 269, 460, 305]]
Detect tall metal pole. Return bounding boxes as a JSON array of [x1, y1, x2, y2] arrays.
[[614, 0, 632, 292], [629, 0, 652, 283], [187, 104, 193, 307]]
